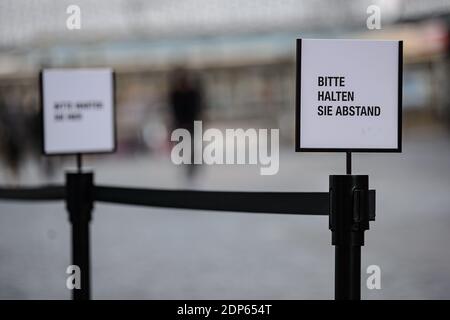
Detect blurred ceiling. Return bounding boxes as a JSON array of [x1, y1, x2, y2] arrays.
[[0, 0, 448, 75], [3, 0, 448, 49]]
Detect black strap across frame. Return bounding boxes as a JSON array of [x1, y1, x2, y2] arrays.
[[0, 185, 375, 217]]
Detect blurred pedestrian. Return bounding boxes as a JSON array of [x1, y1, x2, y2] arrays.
[[0, 87, 26, 184], [168, 67, 204, 179]]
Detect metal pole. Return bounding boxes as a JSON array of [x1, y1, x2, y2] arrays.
[[76, 153, 83, 174], [346, 152, 352, 175], [334, 238, 361, 300], [329, 175, 370, 300], [66, 172, 93, 300]]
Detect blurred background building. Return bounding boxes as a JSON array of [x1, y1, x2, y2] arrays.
[[0, 0, 449, 168], [0, 0, 449, 299]]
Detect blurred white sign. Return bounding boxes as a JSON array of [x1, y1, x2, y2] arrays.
[[296, 39, 402, 152], [41, 68, 115, 155]]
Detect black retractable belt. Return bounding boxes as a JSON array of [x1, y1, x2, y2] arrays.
[[0, 172, 376, 300]]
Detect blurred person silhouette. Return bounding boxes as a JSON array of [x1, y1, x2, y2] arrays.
[[0, 87, 26, 184], [168, 67, 204, 180], [24, 90, 59, 180]]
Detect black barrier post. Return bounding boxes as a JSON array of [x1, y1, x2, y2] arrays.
[[66, 171, 93, 300], [346, 152, 352, 175], [329, 175, 372, 300]]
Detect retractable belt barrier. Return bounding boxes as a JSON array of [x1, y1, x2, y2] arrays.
[[0, 184, 375, 216], [0, 172, 376, 300]]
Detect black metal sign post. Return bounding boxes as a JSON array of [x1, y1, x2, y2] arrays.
[[329, 152, 373, 300], [40, 68, 116, 300], [65, 156, 93, 300], [295, 39, 401, 300], [329, 175, 368, 300]]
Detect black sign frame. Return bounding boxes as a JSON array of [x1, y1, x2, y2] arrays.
[[295, 39, 403, 153], [39, 69, 118, 156]]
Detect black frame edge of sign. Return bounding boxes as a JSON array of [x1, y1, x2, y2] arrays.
[[39, 69, 118, 156], [295, 39, 403, 153]]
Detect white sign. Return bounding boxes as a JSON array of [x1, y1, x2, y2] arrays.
[[296, 39, 402, 152], [41, 68, 116, 155]]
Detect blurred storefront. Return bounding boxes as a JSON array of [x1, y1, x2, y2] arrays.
[[0, 0, 449, 154]]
